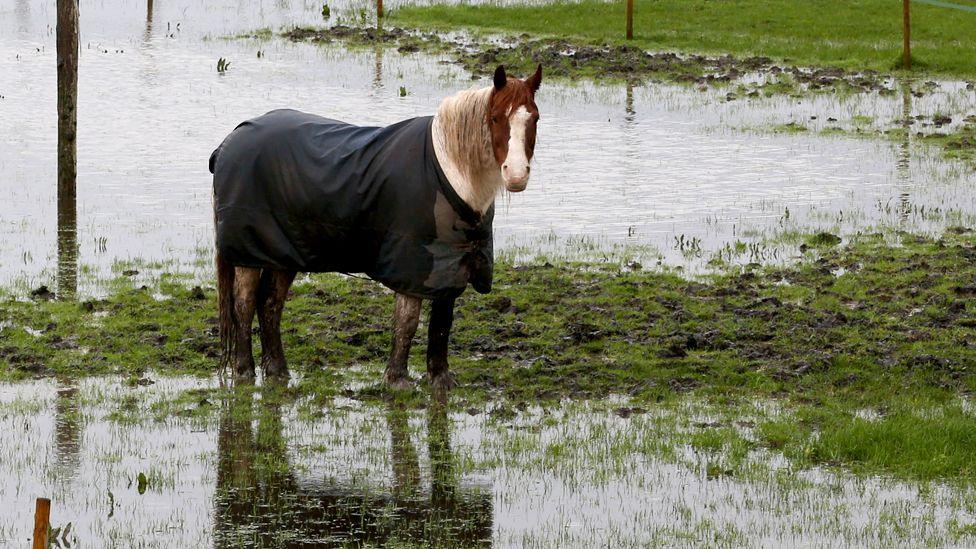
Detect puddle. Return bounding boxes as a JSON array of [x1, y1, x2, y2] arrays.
[[3, 0, 976, 296], [5, 2, 976, 545], [0, 375, 974, 546]]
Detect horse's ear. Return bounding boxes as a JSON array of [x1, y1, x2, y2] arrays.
[[526, 64, 542, 94], [493, 65, 507, 90]]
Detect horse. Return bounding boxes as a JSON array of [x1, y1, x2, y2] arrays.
[[210, 64, 542, 390]]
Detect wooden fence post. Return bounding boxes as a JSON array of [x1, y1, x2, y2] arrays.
[[33, 498, 51, 549], [57, 0, 79, 300], [377, 0, 383, 19], [626, 0, 634, 40], [903, 0, 911, 69]]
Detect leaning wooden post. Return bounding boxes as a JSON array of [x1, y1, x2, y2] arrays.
[[626, 0, 634, 40], [33, 498, 51, 549], [902, 0, 911, 69], [57, 0, 79, 300]]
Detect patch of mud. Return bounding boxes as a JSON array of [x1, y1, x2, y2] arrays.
[[282, 26, 893, 96]]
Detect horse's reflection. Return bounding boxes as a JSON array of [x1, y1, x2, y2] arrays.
[[213, 382, 492, 547]]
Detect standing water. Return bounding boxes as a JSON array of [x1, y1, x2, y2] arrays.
[[1, 375, 974, 547], [2, 0, 976, 295], [4, 1, 976, 546]]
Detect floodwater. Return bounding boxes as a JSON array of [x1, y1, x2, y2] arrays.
[[3, 0, 976, 296], [6, 2, 976, 546], [1, 374, 975, 547]]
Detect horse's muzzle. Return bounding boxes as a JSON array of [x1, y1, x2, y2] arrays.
[[505, 179, 528, 193]]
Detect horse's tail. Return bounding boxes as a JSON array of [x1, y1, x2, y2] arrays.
[[216, 251, 235, 372]]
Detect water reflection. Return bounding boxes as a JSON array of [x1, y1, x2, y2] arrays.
[[7, 0, 976, 292], [213, 382, 492, 546], [144, 0, 155, 43], [426, 392, 461, 513], [373, 46, 384, 91], [14, 0, 30, 36], [897, 78, 914, 223], [624, 80, 636, 124], [54, 381, 83, 474]]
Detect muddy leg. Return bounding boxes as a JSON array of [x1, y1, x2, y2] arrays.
[[427, 297, 457, 391], [257, 269, 296, 378], [231, 267, 261, 379], [385, 293, 421, 390]]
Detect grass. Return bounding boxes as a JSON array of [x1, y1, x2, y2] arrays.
[[760, 402, 976, 480], [389, 0, 976, 78], [808, 112, 976, 168], [920, 116, 976, 165], [6, 229, 976, 481]]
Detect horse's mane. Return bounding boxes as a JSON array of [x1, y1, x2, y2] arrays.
[[432, 85, 503, 214]]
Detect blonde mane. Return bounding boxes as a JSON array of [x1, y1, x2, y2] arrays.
[[431, 86, 505, 214]]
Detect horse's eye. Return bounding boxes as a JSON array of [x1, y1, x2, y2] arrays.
[[490, 116, 499, 124]]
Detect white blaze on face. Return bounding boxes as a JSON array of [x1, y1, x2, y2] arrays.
[[501, 106, 532, 191]]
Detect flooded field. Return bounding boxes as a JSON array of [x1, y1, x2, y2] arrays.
[[6, 0, 976, 545], [3, 0, 976, 295], [2, 374, 975, 547]]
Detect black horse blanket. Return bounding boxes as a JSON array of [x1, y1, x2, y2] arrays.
[[210, 109, 494, 300]]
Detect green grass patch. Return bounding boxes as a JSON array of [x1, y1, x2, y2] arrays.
[[390, 0, 976, 78], [760, 402, 976, 481]]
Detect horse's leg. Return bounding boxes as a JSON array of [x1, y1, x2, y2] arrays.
[[257, 269, 297, 378], [385, 293, 421, 390], [427, 297, 458, 391], [231, 267, 261, 379]]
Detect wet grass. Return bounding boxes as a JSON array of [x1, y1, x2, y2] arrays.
[[10, 375, 976, 546], [812, 112, 976, 168], [919, 115, 976, 165], [390, 0, 976, 79], [5, 230, 976, 482], [279, 25, 893, 96], [761, 403, 976, 480]]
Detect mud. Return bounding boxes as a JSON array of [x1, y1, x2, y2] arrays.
[[282, 26, 894, 95]]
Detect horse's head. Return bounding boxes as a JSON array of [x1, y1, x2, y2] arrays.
[[488, 64, 542, 193]]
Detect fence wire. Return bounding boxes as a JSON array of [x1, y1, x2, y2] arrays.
[[914, 0, 976, 13]]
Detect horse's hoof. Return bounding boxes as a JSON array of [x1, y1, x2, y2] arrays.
[[430, 371, 458, 391], [262, 375, 289, 391], [262, 359, 289, 379], [234, 363, 256, 381], [386, 377, 415, 392]]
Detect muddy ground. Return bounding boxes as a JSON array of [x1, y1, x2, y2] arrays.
[[5, 229, 976, 479], [280, 26, 903, 95]]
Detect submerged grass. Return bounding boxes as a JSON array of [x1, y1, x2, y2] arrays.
[[919, 116, 976, 165], [12, 376, 971, 547], [5, 230, 976, 481], [390, 0, 976, 79], [762, 402, 976, 480], [810, 112, 976, 168]]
